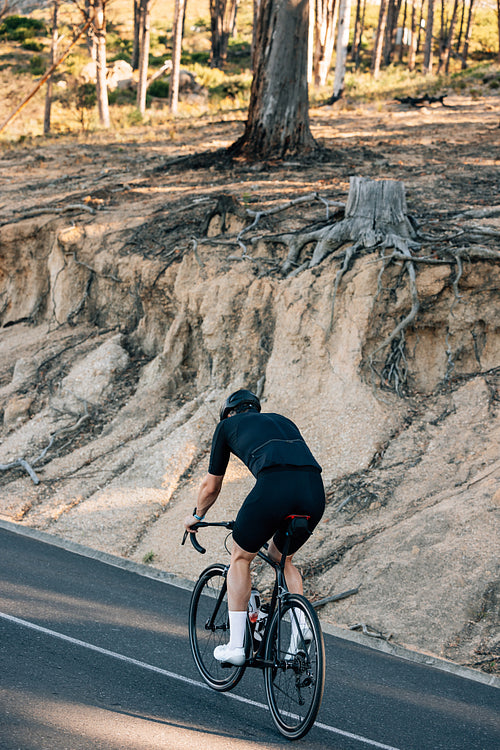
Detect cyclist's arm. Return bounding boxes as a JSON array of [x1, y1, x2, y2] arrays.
[[183, 473, 224, 532]]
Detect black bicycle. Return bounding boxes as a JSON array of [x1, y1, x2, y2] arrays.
[[182, 515, 325, 740]]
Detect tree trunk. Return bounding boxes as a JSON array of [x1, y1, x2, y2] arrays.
[[497, 0, 500, 63], [383, 0, 402, 66], [132, 0, 141, 70], [460, 0, 475, 69], [332, 0, 351, 100], [230, 0, 316, 160], [438, 0, 459, 73], [85, 0, 97, 59], [136, 0, 151, 114], [312, 0, 338, 88], [398, 0, 408, 62], [44, 0, 59, 135], [371, 0, 389, 77], [423, 0, 434, 74], [169, 0, 186, 114], [408, 0, 417, 69], [251, 0, 261, 68], [94, 0, 110, 128], [351, 0, 366, 68], [210, 0, 238, 68]]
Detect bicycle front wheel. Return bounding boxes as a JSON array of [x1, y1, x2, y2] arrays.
[[264, 593, 325, 739], [189, 563, 247, 692]]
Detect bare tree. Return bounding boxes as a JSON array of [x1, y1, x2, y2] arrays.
[[407, 0, 418, 70], [437, 0, 459, 73], [383, 0, 402, 66], [93, 0, 110, 127], [351, 0, 366, 67], [460, 0, 475, 69], [136, 0, 151, 115], [230, 0, 316, 159], [311, 0, 338, 87], [210, 0, 238, 68], [44, 0, 60, 134], [423, 0, 435, 74], [371, 0, 389, 76], [169, 0, 186, 114], [85, 0, 97, 59], [132, 0, 140, 70], [332, 0, 351, 100]]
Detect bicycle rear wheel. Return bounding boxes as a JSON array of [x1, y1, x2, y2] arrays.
[[264, 593, 325, 739], [189, 563, 247, 691]]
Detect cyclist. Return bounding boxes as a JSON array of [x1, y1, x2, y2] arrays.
[[183, 389, 325, 666]]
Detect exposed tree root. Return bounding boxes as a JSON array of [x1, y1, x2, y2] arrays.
[[196, 176, 500, 395]]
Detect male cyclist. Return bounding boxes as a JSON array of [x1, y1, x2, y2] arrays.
[[183, 389, 325, 665]]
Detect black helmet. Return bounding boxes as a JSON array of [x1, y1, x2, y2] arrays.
[[220, 389, 261, 421]]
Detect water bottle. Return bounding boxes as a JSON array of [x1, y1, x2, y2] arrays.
[[254, 602, 269, 643], [248, 588, 261, 627]]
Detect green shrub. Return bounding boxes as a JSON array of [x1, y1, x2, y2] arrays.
[[0, 15, 45, 41], [76, 82, 97, 110], [22, 40, 44, 52], [29, 54, 46, 76], [148, 79, 170, 98]]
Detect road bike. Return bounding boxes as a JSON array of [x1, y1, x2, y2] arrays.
[[182, 515, 325, 740]]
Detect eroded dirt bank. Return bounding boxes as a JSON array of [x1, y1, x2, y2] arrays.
[[0, 97, 499, 672]]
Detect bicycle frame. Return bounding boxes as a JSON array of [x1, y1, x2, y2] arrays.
[[182, 515, 309, 670]]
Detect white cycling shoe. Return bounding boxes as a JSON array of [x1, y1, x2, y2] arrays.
[[213, 643, 246, 666], [286, 626, 313, 659]]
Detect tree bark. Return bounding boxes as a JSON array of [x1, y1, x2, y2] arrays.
[[352, 0, 366, 68], [408, 0, 417, 69], [169, 0, 186, 114], [44, 0, 60, 135], [210, 0, 238, 68], [383, 0, 402, 66], [371, 0, 389, 76], [136, 0, 151, 114], [460, 0, 475, 69], [85, 0, 97, 59], [332, 0, 351, 100], [438, 0, 459, 74], [94, 0, 110, 127], [132, 0, 141, 70], [423, 0, 434, 74], [230, 0, 316, 160], [312, 0, 338, 87]]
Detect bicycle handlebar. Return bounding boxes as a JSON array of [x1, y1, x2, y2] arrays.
[[181, 518, 235, 555]]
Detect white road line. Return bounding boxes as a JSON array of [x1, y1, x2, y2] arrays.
[[1, 611, 404, 750]]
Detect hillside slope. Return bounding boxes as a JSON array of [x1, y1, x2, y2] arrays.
[[0, 98, 499, 672]]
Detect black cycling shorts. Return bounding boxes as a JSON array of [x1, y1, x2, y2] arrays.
[[232, 466, 325, 555]]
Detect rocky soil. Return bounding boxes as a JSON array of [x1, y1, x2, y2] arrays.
[[0, 95, 499, 673]]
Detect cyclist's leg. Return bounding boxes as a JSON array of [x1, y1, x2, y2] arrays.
[[213, 541, 257, 664], [267, 539, 303, 595], [227, 541, 257, 610]]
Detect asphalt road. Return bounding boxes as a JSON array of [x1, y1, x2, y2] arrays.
[[0, 525, 498, 750]]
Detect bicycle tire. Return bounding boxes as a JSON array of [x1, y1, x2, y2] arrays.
[[188, 563, 248, 691], [264, 593, 325, 739]]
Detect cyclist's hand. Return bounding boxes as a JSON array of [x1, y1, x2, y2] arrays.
[[183, 514, 198, 533]]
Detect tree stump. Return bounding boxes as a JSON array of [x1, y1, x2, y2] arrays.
[[281, 176, 419, 274]]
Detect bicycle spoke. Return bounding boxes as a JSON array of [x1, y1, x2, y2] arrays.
[[264, 594, 325, 740], [188, 564, 247, 692]]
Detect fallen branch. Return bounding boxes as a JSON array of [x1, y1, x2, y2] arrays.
[[0, 409, 90, 485], [312, 588, 360, 608], [350, 622, 393, 641]]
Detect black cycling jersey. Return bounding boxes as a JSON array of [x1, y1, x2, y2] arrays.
[[208, 411, 322, 477]]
